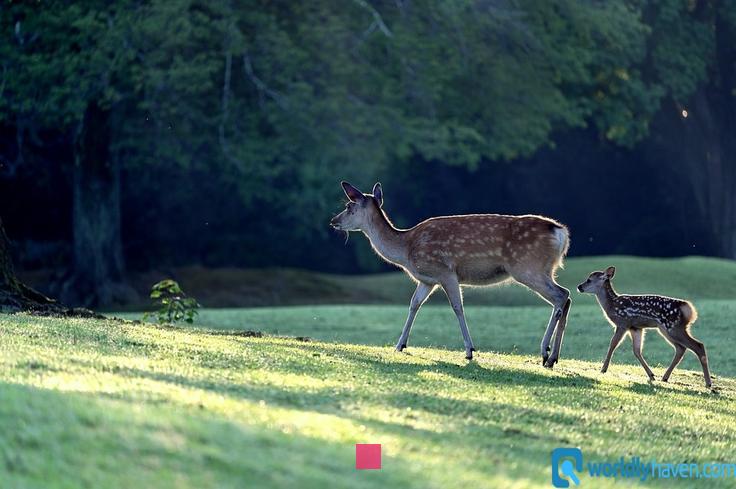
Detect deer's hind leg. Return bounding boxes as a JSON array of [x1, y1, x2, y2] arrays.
[[511, 270, 570, 368], [669, 327, 712, 388]]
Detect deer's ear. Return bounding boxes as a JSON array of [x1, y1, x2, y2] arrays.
[[341, 181, 364, 202], [605, 266, 616, 279], [372, 182, 383, 207]]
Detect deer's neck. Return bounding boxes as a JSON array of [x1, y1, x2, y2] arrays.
[[361, 209, 408, 266], [595, 281, 619, 311]]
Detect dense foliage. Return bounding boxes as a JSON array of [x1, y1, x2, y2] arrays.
[[1, 1, 735, 300]]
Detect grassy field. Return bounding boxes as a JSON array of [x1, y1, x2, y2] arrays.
[[52, 255, 736, 309], [2, 257, 736, 488]]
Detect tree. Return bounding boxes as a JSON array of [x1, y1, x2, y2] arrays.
[[1, 1, 226, 306], [2, 0, 736, 300], [0, 216, 60, 312], [636, 0, 736, 257]]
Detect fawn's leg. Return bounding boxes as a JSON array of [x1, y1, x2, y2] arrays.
[[601, 326, 627, 373], [441, 275, 475, 360], [396, 282, 436, 351], [630, 328, 655, 380], [662, 342, 686, 382], [671, 329, 712, 387]]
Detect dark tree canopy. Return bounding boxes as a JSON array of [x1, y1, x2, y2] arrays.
[[0, 1, 735, 306]]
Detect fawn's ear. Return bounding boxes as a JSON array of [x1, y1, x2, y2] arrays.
[[341, 181, 364, 202], [605, 266, 616, 279], [372, 182, 383, 207]]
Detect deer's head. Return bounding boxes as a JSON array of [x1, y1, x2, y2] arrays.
[[577, 266, 616, 293], [330, 181, 383, 232]]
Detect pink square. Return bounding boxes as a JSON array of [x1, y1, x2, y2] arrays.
[[355, 443, 382, 470]]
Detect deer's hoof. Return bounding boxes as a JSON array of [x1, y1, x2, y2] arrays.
[[465, 352, 474, 360], [395, 343, 406, 352], [661, 377, 669, 383], [544, 357, 558, 369]]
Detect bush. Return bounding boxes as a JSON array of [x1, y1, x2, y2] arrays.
[[143, 279, 200, 324]]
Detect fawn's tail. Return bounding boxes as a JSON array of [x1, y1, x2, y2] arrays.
[[680, 301, 698, 326]]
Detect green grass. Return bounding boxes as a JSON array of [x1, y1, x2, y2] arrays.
[[192, 300, 736, 377], [335, 255, 736, 306], [104, 255, 736, 309], [3, 256, 736, 488]]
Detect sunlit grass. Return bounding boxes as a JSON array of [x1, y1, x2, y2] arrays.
[[191, 300, 736, 377], [2, 309, 736, 488]]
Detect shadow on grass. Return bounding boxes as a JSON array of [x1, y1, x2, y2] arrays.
[[258, 337, 729, 399], [9, 317, 736, 488], [95, 369, 583, 486], [0, 381, 430, 489], [94, 340, 736, 486]]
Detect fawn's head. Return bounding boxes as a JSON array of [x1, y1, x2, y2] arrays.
[[330, 181, 383, 232], [577, 266, 616, 293]]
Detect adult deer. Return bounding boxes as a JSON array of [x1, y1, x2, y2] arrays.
[[330, 181, 571, 367]]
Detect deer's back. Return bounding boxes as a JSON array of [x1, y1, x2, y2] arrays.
[[609, 294, 695, 331], [404, 214, 566, 285]]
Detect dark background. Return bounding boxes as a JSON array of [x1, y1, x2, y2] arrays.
[[0, 1, 734, 307]]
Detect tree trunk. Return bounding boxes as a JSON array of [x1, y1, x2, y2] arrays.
[[646, 10, 736, 259], [686, 10, 736, 258], [57, 102, 130, 308], [0, 215, 63, 312]]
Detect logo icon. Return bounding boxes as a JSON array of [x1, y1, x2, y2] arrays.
[[552, 447, 582, 487], [355, 444, 382, 470]]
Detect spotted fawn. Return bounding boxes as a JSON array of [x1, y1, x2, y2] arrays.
[[330, 181, 571, 366], [578, 266, 711, 387]]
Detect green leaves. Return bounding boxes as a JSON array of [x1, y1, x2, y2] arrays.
[[143, 279, 200, 324], [0, 0, 728, 247]]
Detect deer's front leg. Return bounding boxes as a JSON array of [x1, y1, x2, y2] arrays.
[[441, 276, 476, 360], [601, 326, 627, 373], [396, 282, 436, 352], [630, 328, 655, 380]]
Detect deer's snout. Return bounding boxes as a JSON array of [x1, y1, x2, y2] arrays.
[[577, 283, 585, 292], [329, 216, 341, 229]]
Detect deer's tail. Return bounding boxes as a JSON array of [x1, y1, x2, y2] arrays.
[[680, 301, 698, 326], [550, 222, 570, 269]]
